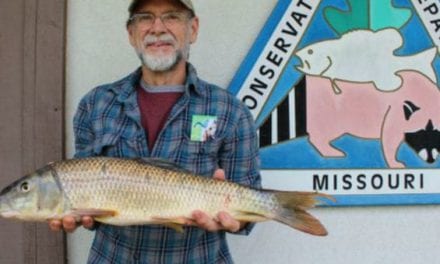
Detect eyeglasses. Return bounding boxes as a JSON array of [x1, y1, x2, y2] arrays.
[[128, 12, 192, 29]]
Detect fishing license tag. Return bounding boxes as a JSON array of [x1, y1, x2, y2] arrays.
[[191, 115, 217, 142]]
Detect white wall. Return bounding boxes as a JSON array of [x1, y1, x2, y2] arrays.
[[66, 1, 440, 263]]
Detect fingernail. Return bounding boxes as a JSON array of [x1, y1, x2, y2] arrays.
[[218, 212, 227, 221], [193, 211, 202, 219], [49, 222, 58, 231]]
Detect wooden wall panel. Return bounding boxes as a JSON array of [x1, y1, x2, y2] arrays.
[[0, 0, 66, 263]]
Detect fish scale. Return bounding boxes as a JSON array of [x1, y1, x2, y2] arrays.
[[0, 157, 332, 236], [53, 158, 257, 223]]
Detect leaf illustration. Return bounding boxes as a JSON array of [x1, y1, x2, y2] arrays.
[[324, 0, 369, 35], [324, 0, 412, 36], [370, 0, 412, 31]]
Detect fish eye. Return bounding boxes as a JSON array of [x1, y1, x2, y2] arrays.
[[20, 182, 30, 193], [307, 49, 314, 55]]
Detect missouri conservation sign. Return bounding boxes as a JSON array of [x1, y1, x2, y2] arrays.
[[228, 0, 440, 206]]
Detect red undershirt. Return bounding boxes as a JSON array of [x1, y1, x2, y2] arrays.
[[137, 83, 184, 150]]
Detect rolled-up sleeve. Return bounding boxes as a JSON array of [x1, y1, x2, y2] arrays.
[[219, 104, 262, 235]]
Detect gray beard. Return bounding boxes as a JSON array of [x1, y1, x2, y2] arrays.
[[138, 30, 192, 72], [139, 49, 182, 72]]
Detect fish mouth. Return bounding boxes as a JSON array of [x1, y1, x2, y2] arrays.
[[0, 197, 16, 218], [0, 211, 19, 218], [296, 59, 311, 72], [304, 60, 311, 70], [319, 56, 333, 75]]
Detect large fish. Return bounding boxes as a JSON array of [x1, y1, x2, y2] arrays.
[[0, 157, 332, 236]]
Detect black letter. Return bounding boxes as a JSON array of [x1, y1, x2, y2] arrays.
[[405, 174, 415, 189], [274, 37, 291, 54], [313, 174, 328, 190], [266, 51, 283, 67], [250, 78, 268, 96], [291, 12, 308, 26], [431, 19, 440, 32], [242, 96, 257, 110], [333, 174, 338, 190], [342, 174, 352, 190], [388, 173, 399, 189], [282, 21, 298, 36], [357, 174, 367, 190], [424, 3, 439, 15], [371, 174, 383, 190], [296, 0, 312, 10], [259, 65, 275, 79]]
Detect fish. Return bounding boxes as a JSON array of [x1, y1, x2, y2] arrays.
[[295, 28, 438, 92], [0, 157, 333, 236]]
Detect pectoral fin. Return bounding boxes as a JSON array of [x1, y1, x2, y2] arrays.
[[331, 80, 342, 94], [233, 210, 269, 223], [151, 216, 188, 232], [71, 208, 118, 218]]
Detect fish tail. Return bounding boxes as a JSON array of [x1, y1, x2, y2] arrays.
[[272, 191, 333, 236], [408, 47, 437, 83]]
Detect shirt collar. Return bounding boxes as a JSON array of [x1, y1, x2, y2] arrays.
[[111, 63, 203, 103], [185, 63, 203, 96]]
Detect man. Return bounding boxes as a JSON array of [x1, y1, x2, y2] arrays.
[[49, 0, 261, 263]]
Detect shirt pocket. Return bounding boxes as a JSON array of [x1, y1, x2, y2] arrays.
[[93, 132, 120, 156], [178, 135, 222, 176], [94, 126, 146, 158]]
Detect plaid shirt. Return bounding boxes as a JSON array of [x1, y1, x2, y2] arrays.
[[73, 64, 261, 264]]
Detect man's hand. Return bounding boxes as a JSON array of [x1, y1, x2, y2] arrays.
[[48, 216, 95, 233], [190, 169, 246, 233]]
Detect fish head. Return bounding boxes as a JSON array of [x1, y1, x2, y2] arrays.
[[0, 165, 64, 221], [294, 42, 334, 76]]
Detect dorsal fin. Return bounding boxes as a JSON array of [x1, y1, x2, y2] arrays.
[[135, 158, 193, 175]]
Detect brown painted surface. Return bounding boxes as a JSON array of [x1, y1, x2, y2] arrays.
[[0, 0, 66, 263]]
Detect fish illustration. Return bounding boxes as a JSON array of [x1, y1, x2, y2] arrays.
[[295, 28, 437, 92], [0, 157, 333, 236]]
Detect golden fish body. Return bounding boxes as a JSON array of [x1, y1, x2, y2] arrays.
[[0, 157, 331, 236]]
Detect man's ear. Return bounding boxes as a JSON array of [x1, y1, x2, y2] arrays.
[[403, 101, 420, 121], [189, 16, 199, 44], [127, 25, 136, 47]]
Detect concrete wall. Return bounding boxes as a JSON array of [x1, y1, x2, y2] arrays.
[[66, 1, 440, 263]]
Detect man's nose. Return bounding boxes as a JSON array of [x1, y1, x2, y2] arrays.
[[149, 17, 168, 33]]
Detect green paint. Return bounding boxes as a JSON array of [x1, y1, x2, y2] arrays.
[[324, 0, 369, 35], [325, 0, 412, 36], [370, 0, 412, 31]]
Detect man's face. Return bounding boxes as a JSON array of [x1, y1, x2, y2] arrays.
[[127, 0, 199, 72]]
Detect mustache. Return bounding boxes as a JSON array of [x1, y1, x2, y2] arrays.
[[143, 34, 176, 46]]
